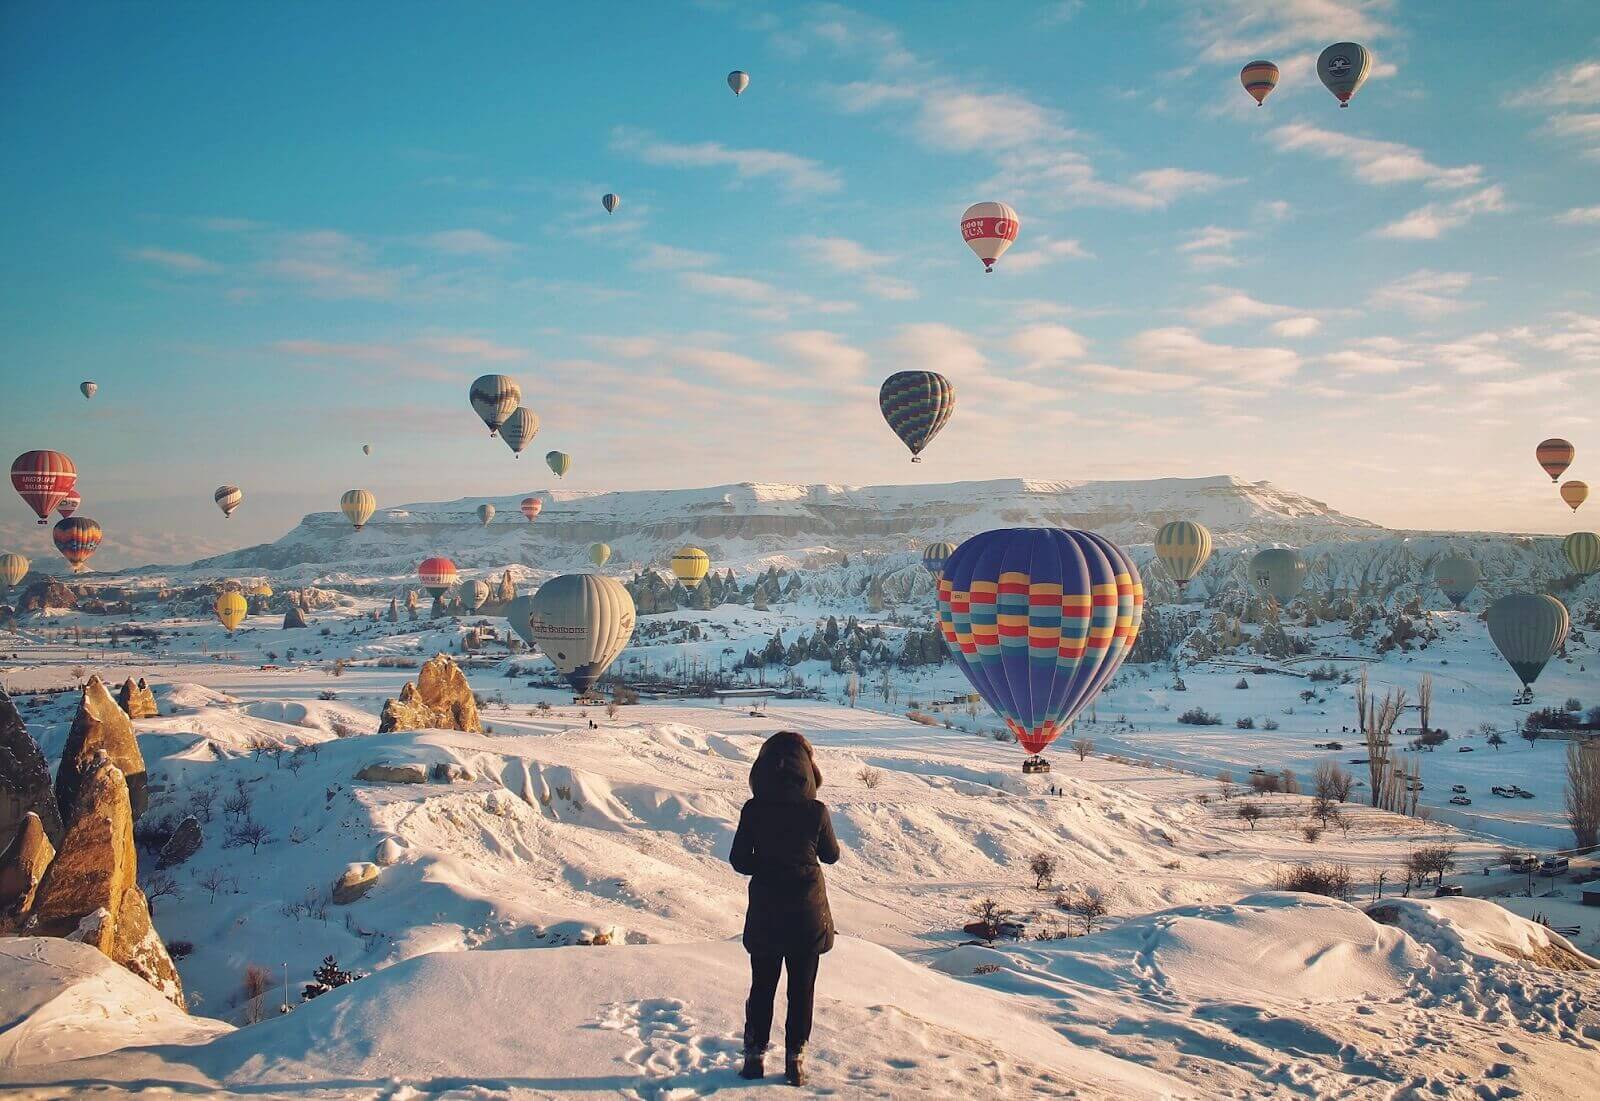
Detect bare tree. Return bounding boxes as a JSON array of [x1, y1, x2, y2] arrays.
[[1313, 761, 1355, 804], [1070, 737, 1094, 762], [222, 789, 252, 820], [1063, 886, 1109, 935], [1310, 793, 1337, 826], [228, 820, 270, 854], [143, 871, 180, 913], [1417, 674, 1433, 736], [197, 866, 229, 903], [1565, 741, 1600, 851], [1216, 770, 1235, 801], [1358, 671, 1408, 812], [1279, 768, 1301, 795], [968, 897, 1010, 940], [1029, 852, 1058, 890], [857, 766, 883, 790], [1236, 803, 1264, 831]]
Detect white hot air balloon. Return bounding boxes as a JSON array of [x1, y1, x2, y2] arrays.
[[526, 573, 636, 696], [477, 503, 496, 526], [959, 202, 1020, 273], [80, 381, 98, 400], [727, 70, 750, 96]]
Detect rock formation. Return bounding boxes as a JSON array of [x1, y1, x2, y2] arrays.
[[117, 678, 159, 720], [0, 688, 64, 851], [56, 676, 147, 820], [16, 578, 76, 614], [283, 604, 308, 629], [0, 811, 55, 915], [333, 862, 379, 904], [27, 755, 186, 1009], [376, 654, 481, 734], [156, 815, 202, 869], [355, 762, 428, 784]]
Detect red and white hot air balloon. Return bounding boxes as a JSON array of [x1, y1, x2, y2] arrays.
[[56, 492, 81, 519], [520, 496, 543, 522], [418, 556, 459, 598], [11, 451, 77, 525], [960, 202, 1019, 273]]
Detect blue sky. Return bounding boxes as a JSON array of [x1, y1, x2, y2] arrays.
[[2, 1, 1598, 568]]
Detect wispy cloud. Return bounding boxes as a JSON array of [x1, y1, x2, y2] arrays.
[[1190, 0, 1393, 62], [1128, 327, 1300, 386], [1507, 58, 1600, 107], [1367, 269, 1475, 319], [259, 230, 417, 300], [1008, 324, 1089, 367], [1183, 286, 1292, 327], [1556, 205, 1600, 225], [272, 333, 523, 381], [416, 228, 519, 256], [1178, 226, 1248, 270], [630, 243, 717, 271], [611, 127, 842, 194], [1374, 186, 1506, 240], [1543, 112, 1600, 160], [677, 271, 855, 321], [790, 235, 917, 299], [769, 330, 871, 386], [1269, 124, 1483, 189], [129, 247, 221, 274], [1271, 316, 1322, 338], [999, 236, 1094, 274]]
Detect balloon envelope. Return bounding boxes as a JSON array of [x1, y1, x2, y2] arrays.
[[921, 541, 956, 580], [671, 546, 710, 589], [52, 517, 102, 573], [340, 489, 376, 530], [80, 381, 97, 400], [0, 552, 28, 589], [527, 573, 636, 694], [959, 202, 1019, 272], [727, 70, 749, 95], [1486, 593, 1568, 688], [521, 496, 543, 522], [1240, 60, 1279, 105], [1560, 480, 1588, 512], [1154, 521, 1213, 589], [1564, 532, 1600, 575], [362, 444, 371, 456], [477, 503, 496, 526], [1536, 438, 1574, 482], [215, 485, 243, 518], [1317, 41, 1372, 105], [11, 450, 76, 525], [589, 542, 612, 567], [56, 493, 80, 519], [1249, 548, 1305, 605], [1431, 554, 1479, 607], [419, 556, 458, 598], [602, 193, 620, 213], [879, 371, 954, 460], [501, 408, 539, 456], [546, 451, 571, 478], [469, 374, 521, 436], [214, 591, 248, 632], [937, 528, 1143, 758]]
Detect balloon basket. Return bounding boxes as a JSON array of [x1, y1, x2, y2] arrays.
[[1021, 755, 1051, 774]]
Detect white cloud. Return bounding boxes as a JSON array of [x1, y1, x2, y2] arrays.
[[1073, 363, 1200, 395], [1191, 0, 1393, 62], [1556, 205, 1600, 225], [1269, 124, 1483, 189], [1271, 316, 1322, 338], [585, 335, 660, 359], [986, 149, 1232, 211], [1544, 113, 1600, 159], [1367, 270, 1474, 319], [273, 333, 522, 381], [1374, 186, 1506, 240], [259, 230, 415, 300], [1128, 327, 1300, 386], [1178, 226, 1249, 271], [790, 235, 917, 300], [770, 330, 870, 386], [910, 89, 1069, 152], [1508, 59, 1600, 107], [1008, 324, 1089, 367], [417, 229, 519, 256], [630, 243, 717, 271], [999, 236, 1093, 274], [1184, 287, 1292, 327], [677, 271, 855, 320], [611, 128, 842, 194], [1323, 345, 1422, 375], [130, 247, 221, 274]]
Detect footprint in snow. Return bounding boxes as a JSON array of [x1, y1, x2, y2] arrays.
[[595, 998, 740, 1098]]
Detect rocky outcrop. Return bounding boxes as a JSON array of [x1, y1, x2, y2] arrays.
[[17, 579, 76, 614], [376, 654, 481, 734], [28, 755, 185, 1009], [56, 677, 147, 820], [374, 837, 406, 866], [332, 862, 379, 904], [0, 688, 64, 851], [156, 816, 202, 869], [117, 678, 159, 720], [355, 762, 428, 784], [431, 762, 473, 783], [0, 812, 55, 915], [283, 604, 308, 629]]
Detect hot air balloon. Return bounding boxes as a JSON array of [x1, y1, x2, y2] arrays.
[[879, 371, 954, 463], [936, 528, 1143, 773], [959, 202, 1019, 273], [1240, 60, 1279, 106], [1317, 42, 1372, 107], [672, 546, 711, 590], [11, 451, 76, 525], [466, 580, 491, 611], [1564, 532, 1599, 575], [249, 582, 273, 598], [602, 193, 620, 214], [500, 408, 539, 457], [52, 517, 102, 573], [477, 503, 496, 526], [215, 591, 248, 632], [921, 541, 956, 580], [214, 485, 243, 519], [1487, 593, 1568, 694], [1249, 548, 1305, 606], [1536, 438, 1575, 482], [521, 496, 543, 522], [340, 489, 376, 530], [526, 573, 636, 695], [546, 451, 571, 478], [363, 444, 372, 456], [589, 542, 611, 568], [0, 552, 30, 590], [80, 381, 97, 400], [727, 70, 749, 95], [56, 492, 81, 519], [469, 374, 521, 437], [1560, 480, 1588, 512], [1432, 554, 1479, 609], [1154, 521, 1213, 596], [418, 556, 458, 598]]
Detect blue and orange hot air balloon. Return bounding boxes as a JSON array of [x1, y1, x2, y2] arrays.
[[879, 371, 954, 463], [53, 516, 102, 573], [921, 541, 956, 580], [936, 528, 1143, 772]]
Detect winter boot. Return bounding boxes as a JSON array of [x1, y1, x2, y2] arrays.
[[785, 1050, 806, 1087], [739, 1050, 765, 1080]]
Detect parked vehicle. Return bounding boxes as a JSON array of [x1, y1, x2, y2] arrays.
[[1518, 790, 1535, 799], [1457, 746, 1474, 753], [1508, 855, 1539, 873], [1451, 785, 1467, 794], [1434, 884, 1464, 897], [1540, 857, 1570, 877], [1449, 795, 1472, 806]]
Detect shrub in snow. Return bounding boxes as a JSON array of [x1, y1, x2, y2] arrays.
[[1269, 862, 1353, 901], [1236, 803, 1264, 830], [1262, 718, 1280, 731], [301, 954, 364, 1001], [1235, 677, 1249, 690], [1029, 852, 1057, 890], [1179, 707, 1221, 726], [857, 767, 883, 790], [1236, 717, 1254, 729]]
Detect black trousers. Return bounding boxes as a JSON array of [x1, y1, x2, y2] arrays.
[[743, 951, 820, 1054]]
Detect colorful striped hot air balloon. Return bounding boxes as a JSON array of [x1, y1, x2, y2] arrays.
[[1250, 548, 1306, 606], [727, 70, 749, 96], [0, 552, 30, 589], [418, 557, 458, 598], [11, 451, 76, 525], [959, 202, 1019, 272], [1563, 532, 1599, 575], [1432, 554, 1480, 608], [52, 517, 102, 573], [501, 408, 538, 457], [340, 489, 376, 530], [214, 485, 243, 519], [1536, 438, 1574, 482], [879, 371, 954, 463], [589, 542, 611, 568], [521, 496, 543, 522], [1317, 42, 1372, 107], [527, 573, 636, 695], [1487, 593, 1568, 692], [921, 541, 956, 580], [1560, 480, 1588, 512], [671, 546, 711, 590], [936, 528, 1143, 771], [1240, 60, 1280, 106], [56, 492, 80, 519], [1154, 521, 1213, 595], [546, 451, 571, 478], [215, 591, 248, 632], [469, 375, 521, 437], [602, 193, 620, 214]]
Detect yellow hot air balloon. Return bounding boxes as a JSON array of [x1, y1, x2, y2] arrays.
[[1565, 531, 1600, 575], [215, 591, 248, 632], [589, 542, 612, 568], [249, 582, 273, 598], [341, 489, 376, 530], [527, 574, 636, 695], [671, 546, 711, 590], [546, 451, 571, 478], [1154, 520, 1213, 595], [1560, 480, 1588, 512], [0, 552, 29, 590]]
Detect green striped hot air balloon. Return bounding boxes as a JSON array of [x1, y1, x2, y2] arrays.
[[1155, 521, 1212, 596], [1487, 593, 1568, 693], [1564, 531, 1600, 575]]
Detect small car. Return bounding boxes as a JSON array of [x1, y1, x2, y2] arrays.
[[1434, 884, 1464, 897], [1449, 795, 1471, 806], [1451, 784, 1467, 794], [1540, 857, 1570, 876]]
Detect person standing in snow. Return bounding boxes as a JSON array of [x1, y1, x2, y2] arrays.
[[729, 730, 840, 1086]]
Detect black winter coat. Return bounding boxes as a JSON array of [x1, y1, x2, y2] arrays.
[[729, 740, 840, 956]]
